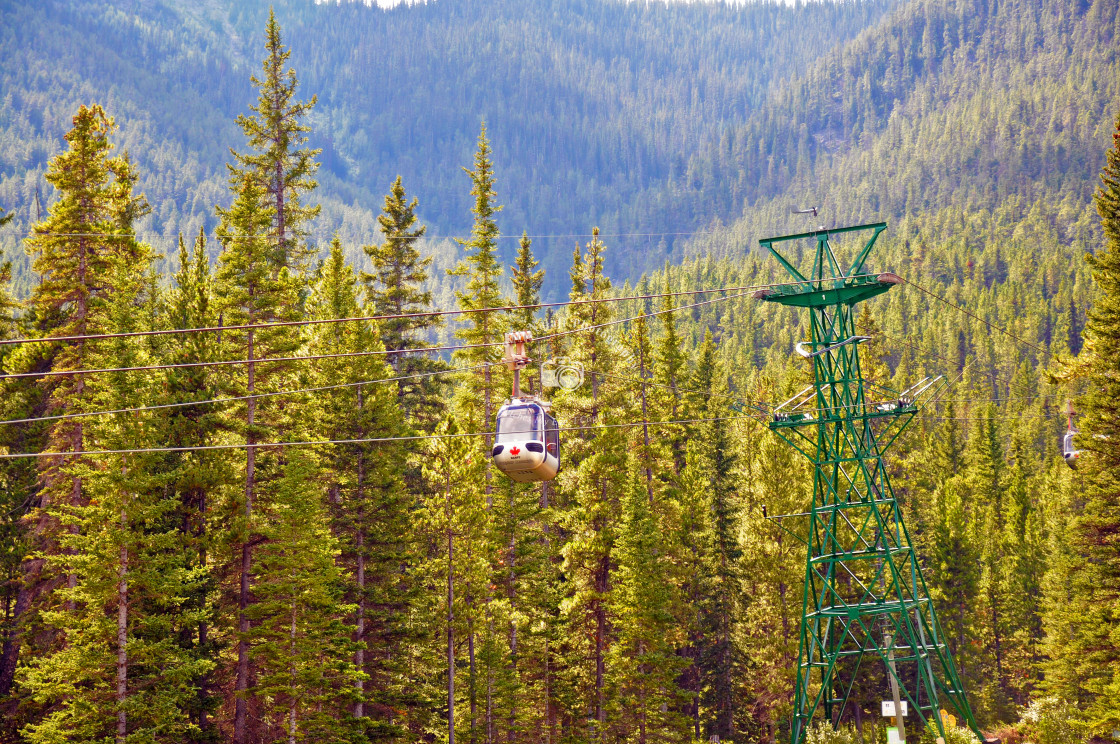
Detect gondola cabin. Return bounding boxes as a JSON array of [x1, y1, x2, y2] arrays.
[[1062, 400, 1083, 470], [1062, 429, 1081, 469], [492, 398, 560, 482]]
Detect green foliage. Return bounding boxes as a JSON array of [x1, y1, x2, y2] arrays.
[[1019, 697, 1089, 744]]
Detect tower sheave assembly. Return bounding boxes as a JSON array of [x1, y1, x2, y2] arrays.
[[755, 223, 982, 744]]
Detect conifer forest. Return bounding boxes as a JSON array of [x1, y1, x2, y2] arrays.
[[0, 0, 1119, 743]]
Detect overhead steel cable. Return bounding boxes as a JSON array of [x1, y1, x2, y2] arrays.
[[0, 288, 772, 423], [0, 362, 494, 427], [0, 279, 803, 348], [0, 343, 493, 380], [2, 229, 721, 241], [0, 360, 761, 429], [0, 412, 765, 460], [0, 276, 832, 380], [900, 277, 1048, 354]]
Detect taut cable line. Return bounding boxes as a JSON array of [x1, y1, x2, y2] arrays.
[[0, 279, 805, 348], [0, 278, 822, 379], [0, 413, 765, 460], [901, 277, 1047, 354], [0, 363, 495, 427]]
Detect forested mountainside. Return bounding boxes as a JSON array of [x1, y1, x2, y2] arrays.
[[1, 0, 1120, 743], [682, 0, 1120, 259], [0, 0, 892, 290]]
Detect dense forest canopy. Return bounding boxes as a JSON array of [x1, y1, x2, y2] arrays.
[[0, 0, 1118, 743]]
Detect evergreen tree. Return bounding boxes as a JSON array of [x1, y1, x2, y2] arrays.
[[159, 228, 223, 739], [213, 176, 305, 744], [215, 12, 320, 740], [3, 105, 150, 703], [419, 417, 489, 744], [606, 455, 688, 743], [1049, 107, 1120, 735], [222, 7, 320, 268], [448, 123, 508, 742], [308, 237, 416, 739], [450, 121, 507, 452], [510, 232, 544, 335], [21, 196, 209, 743], [362, 176, 444, 419], [247, 451, 363, 744], [689, 332, 750, 742]]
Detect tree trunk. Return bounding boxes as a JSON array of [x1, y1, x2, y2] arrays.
[[354, 390, 367, 719], [117, 509, 128, 743], [448, 479, 456, 744], [289, 599, 297, 744], [234, 327, 256, 744]]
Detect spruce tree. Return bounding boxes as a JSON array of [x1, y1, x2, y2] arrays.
[[308, 237, 416, 738], [450, 121, 507, 459], [553, 230, 631, 738], [5, 105, 150, 703], [159, 229, 223, 738], [246, 451, 363, 743], [510, 231, 544, 336], [362, 176, 444, 419], [448, 123, 507, 741], [22, 199, 209, 743], [1050, 107, 1120, 734], [222, 7, 320, 268], [606, 455, 689, 743], [214, 176, 305, 744], [216, 12, 320, 740], [689, 331, 749, 742], [419, 417, 489, 744]]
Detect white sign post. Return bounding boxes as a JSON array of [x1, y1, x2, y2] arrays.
[[881, 701, 909, 718]]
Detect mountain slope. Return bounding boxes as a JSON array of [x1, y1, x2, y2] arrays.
[[678, 0, 1120, 259], [0, 0, 892, 292]]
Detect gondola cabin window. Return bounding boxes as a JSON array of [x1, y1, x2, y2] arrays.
[[497, 406, 539, 443]]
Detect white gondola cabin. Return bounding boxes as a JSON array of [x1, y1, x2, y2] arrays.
[[1062, 400, 1083, 469], [492, 399, 560, 482]]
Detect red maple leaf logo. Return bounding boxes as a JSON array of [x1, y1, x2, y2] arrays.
[[510, 446, 521, 456]]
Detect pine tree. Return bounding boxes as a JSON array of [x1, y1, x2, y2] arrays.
[[214, 176, 306, 744], [247, 450, 364, 744], [222, 8, 320, 269], [1048, 107, 1120, 735], [740, 375, 810, 743], [215, 13, 321, 739], [606, 455, 689, 743], [159, 228, 223, 738], [510, 232, 544, 335], [963, 407, 1013, 721], [362, 176, 445, 419], [925, 475, 984, 704], [308, 237, 416, 738], [689, 331, 750, 742], [22, 199, 209, 743], [553, 230, 631, 739], [450, 121, 507, 454], [448, 123, 508, 742], [4, 105, 150, 703], [420, 417, 489, 744]]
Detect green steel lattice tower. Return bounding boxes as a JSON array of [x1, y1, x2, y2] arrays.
[[755, 223, 982, 744]]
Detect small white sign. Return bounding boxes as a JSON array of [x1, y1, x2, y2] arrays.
[[881, 700, 909, 717], [887, 727, 903, 744]]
